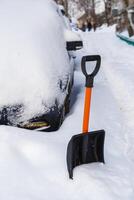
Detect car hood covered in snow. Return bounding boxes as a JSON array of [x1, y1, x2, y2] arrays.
[[0, 0, 71, 122]]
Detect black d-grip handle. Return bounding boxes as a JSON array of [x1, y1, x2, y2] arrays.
[[81, 55, 101, 88]]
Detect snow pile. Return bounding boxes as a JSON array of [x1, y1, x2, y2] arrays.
[[64, 30, 81, 41], [0, 0, 71, 120]]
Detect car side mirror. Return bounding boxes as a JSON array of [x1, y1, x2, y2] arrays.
[[64, 29, 83, 51], [66, 41, 83, 51]]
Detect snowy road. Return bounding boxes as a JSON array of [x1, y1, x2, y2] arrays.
[[0, 26, 134, 200]]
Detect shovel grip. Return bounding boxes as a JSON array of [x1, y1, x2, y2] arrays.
[[81, 55, 101, 88]]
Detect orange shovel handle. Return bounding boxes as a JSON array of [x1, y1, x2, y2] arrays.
[[81, 55, 101, 134], [82, 87, 92, 133]]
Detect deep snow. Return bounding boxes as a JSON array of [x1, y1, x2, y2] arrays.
[[0, 26, 134, 199]]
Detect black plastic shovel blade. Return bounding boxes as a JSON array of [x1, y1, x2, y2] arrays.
[[67, 130, 105, 179]]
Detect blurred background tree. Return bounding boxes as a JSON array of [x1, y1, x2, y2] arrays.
[[55, 0, 134, 36]]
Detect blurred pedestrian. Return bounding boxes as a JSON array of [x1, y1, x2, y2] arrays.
[[81, 22, 86, 32], [87, 21, 92, 31], [91, 19, 96, 32]]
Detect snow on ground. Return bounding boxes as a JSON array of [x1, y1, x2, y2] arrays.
[[0, 26, 134, 199]]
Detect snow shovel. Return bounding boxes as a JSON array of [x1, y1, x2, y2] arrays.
[[67, 55, 105, 179]]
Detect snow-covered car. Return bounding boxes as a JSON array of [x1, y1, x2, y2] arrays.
[[0, 0, 83, 131]]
